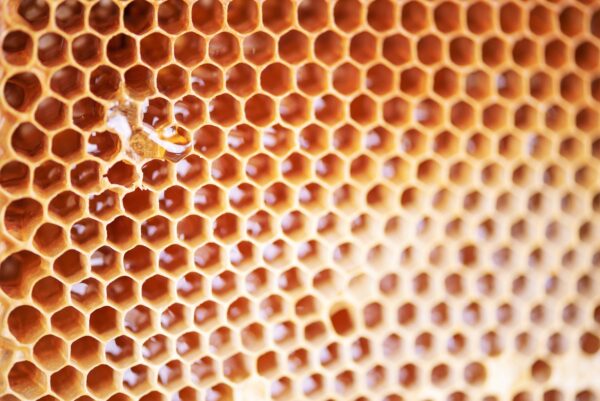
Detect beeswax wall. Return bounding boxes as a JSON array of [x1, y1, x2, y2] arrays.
[[0, 0, 599, 400]]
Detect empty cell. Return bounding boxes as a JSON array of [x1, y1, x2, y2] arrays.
[[0, 161, 29, 191], [433, 2, 459, 33], [72, 97, 105, 130], [333, 62, 360, 95], [8, 361, 46, 399], [124, 0, 154, 34], [11, 122, 46, 159], [298, 0, 329, 32], [263, 0, 293, 33], [433, 67, 458, 98], [72, 33, 103, 66], [191, 64, 223, 98], [3, 200, 41, 240], [107, 160, 138, 186], [402, 1, 428, 33], [89, 0, 119, 34], [176, 272, 204, 301], [467, 2, 493, 34], [210, 94, 241, 126], [175, 33, 206, 67], [333, 0, 361, 32], [350, 32, 377, 63], [4, 72, 42, 112], [90, 66, 121, 100], [261, 62, 292, 95], [141, 33, 171, 67], [174, 95, 205, 128], [87, 364, 117, 397], [575, 41, 599, 71], [51, 305, 86, 339], [159, 244, 188, 273], [228, 0, 258, 33], [38, 32, 67, 66], [157, 64, 188, 98], [300, 124, 328, 155], [34, 334, 67, 370], [243, 31, 275, 65], [2, 30, 33, 65], [278, 29, 309, 64], [210, 32, 241, 66], [226, 125, 258, 157], [158, 0, 188, 34], [500, 2, 522, 33], [35, 97, 67, 130], [245, 94, 275, 126], [161, 303, 187, 333], [191, 0, 223, 33], [125, 65, 155, 98], [31, 277, 65, 311], [315, 30, 345, 65], [8, 304, 46, 343], [350, 95, 376, 125], [49, 66, 84, 99], [529, 5, 553, 36], [417, 34, 442, 65], [0, 256, 40, 301], [175, 154, 206, 185]]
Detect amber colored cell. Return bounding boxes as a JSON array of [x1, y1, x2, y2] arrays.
[[2, 30, 33, 65], [123, 0, 154, 34], [50, 66, 85, 99], [210, 94, 241, 126], [350, 32, 377, 63], [191, 0, 223, 34], [89, 66, 121, 100], [4, 72, 42, 112], [157, 64, 188, 98], [278, 29, 309, 64], [158, 0, 188, 34], [30, 276, 64, 312], [34, 97, 67, 130], [72, 33, 103, 66], [140, 32, 171, 67], [315, 30, 345, 65], [174, 95, 205, 128], [210, 32, 241, 66], [17, 0, 49, 29], [8, 361, 46, 399], [106, 34, 137, 67], [69, 164, 102, 196], [55, 0, 83, 33], [243, 32, 275, 65], [227, 0, 258, 33], [11, 122, 45, 159], [107, 160, 137, 187], [8, 304, 46, 343], [245, 94, 275, 126], [142, 159, 170, 188], [174, 32, 205, 66], [0, 161, 29, 191], [72, 97, 104, 130], [191, 64, 222, 97]]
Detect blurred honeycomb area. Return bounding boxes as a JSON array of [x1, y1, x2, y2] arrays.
[[1, 0, 600, 400]]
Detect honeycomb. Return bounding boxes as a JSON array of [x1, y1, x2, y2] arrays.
[[0, 0, 599, 399]]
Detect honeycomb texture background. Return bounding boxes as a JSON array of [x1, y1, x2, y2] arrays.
[[1, 0, 600, 400]]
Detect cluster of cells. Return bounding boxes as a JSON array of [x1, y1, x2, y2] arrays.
[[0, 0, 600, 400]]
